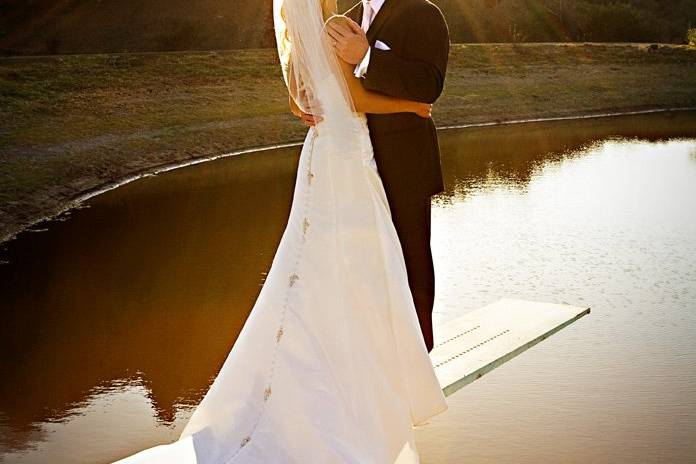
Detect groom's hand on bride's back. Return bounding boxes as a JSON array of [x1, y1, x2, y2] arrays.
[[298, 111, 321, 127], [289, 94, 323, 127], [292, 106, 322, 127]]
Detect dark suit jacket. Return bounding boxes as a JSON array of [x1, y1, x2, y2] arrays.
[[347, 0, 450, 198]]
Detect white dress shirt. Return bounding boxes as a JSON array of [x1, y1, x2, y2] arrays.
[[353, 0, 386, 78]]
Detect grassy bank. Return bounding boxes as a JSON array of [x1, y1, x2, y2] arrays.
[[1, 43, 695, 244]]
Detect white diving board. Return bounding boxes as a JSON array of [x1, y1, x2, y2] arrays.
[[431, 298, 590, 397]]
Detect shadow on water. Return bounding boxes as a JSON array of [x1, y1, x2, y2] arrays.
[[0, 110, 695, 463]]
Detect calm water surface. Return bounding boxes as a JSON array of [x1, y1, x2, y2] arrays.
[[1, 111, 695, 463]]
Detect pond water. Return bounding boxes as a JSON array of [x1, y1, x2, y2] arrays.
[[1, 111, 695, 464]]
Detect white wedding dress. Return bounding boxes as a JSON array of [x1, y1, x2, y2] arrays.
[[112, 1, 447, 462]]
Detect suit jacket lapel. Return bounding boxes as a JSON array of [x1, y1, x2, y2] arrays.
[[366, 0, 394, 43], [344, 0, 394, 44]]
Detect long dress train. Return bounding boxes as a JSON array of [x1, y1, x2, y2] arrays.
[[113, 113, 448, 464]]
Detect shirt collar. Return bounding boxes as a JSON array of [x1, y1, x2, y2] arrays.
[[363, 0, 386, 14]]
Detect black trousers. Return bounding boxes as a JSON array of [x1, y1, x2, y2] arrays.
[[388, 193, 436, 352]]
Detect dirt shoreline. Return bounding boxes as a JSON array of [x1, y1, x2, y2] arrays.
[[2, 43, 696, 248], [1, 106, 693, 248]]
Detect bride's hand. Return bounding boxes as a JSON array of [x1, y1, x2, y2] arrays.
[[413, 102, 432, 119]]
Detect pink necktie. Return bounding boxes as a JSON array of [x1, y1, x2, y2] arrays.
[[362, 0, 374, 32]]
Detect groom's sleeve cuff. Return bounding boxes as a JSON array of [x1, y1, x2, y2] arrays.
[[353, 47, 372, 78]]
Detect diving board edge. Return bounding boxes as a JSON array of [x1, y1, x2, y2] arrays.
[[434, 300, 591, 398]]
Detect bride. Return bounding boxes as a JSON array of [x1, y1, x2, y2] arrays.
[[113, 0, 447, 462]]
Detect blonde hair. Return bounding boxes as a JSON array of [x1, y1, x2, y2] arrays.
[[276, 0, 340, 89], [280, 0, 337, 42], [321, 0, 338, 20]]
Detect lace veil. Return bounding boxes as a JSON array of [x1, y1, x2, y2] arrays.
[[273, 0, 357, 133]]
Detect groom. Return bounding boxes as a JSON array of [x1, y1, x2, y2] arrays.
[[295, 0, 450, 352]]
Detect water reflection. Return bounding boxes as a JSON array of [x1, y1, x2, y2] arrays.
[[438, 110, 696, 199], [1, 111, 695, 463], [0, 148, 300, 461]]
